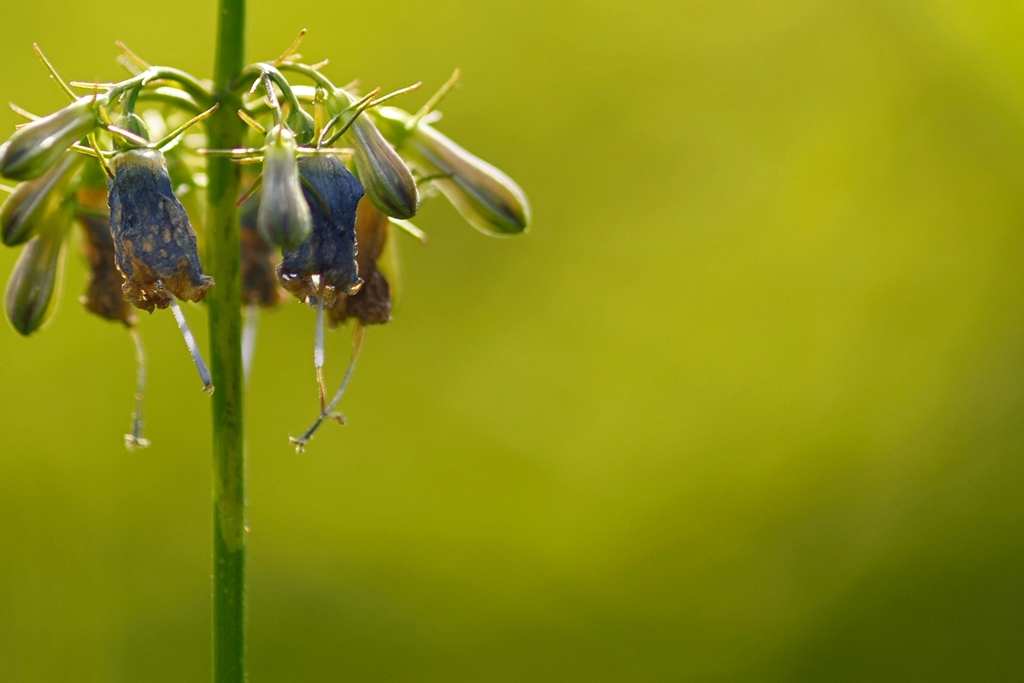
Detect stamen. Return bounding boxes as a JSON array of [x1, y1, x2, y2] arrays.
[[290, 324, 365, 452], [242, 304, 258, 383], [124, 327, 151, 451], [166, 288, 214, 393]]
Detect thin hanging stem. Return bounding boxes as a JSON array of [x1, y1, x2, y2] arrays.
[[207, 0, 247, 681], [291, 324, 365, 452], [125, 326, 150, 450]]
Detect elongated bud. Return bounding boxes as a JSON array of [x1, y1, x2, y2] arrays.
[[1, 151, 84, 246], [374, 107, 530, 235], [328, 90, 419, 219], [329, 196, 391, 326], [0, 98, 100, 181], [277, 155, 364, 307], [4, 201, 73, 335], [108, 148, 212, 311], [258, 125, 311, 250]]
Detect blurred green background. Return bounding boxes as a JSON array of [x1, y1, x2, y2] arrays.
[[1, 0, 1023, 680]]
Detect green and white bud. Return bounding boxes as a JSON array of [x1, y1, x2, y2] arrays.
[[374, 107, 530, 236], [258, 125, 311, 250], [4, 201, 73, 335], [328, 90, 419, 220], [1, 152, 85, 246], [0, 98, 100, 181]]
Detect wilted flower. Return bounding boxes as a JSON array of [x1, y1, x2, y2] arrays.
[[277, 155, 363, 307], [239, 191, 282, 308], [257, 125, 311, 250], [328, 196, 392, 326], [0, 98, 100, 181], [327, 89, 419, 220], [107, 147, 213, 312], [373, 106, 530, 236], [1, 152, 85, 246], [77, 187, 136, 325], [4, 200, 73, 335]]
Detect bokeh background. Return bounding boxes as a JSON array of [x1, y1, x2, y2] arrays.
[[1, 0, 1023, 680]]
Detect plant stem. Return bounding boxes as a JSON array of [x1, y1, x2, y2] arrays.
[[207, 0, 247, 681]]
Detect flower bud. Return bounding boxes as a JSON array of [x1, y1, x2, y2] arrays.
[[328, 196, 392, 326], [374, 107, 530, 236], [277, 155, 364, 307], [4, 201, 73, 335], [1, 152, 85, 246], [108, 148, 213, 312], [328, 90, 419, 219], [257, 125, 311, 250], [0, 98, 100, 181], [287, 106, 316, 147]]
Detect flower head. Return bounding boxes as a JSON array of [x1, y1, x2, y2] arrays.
[[277, 155, 364, 307], [107, 147, 213, 312], [77, 187, 136, 325], [0, 98, 101, 181]]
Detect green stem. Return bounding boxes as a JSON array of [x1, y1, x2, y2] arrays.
[[207, 0, 247, 682]]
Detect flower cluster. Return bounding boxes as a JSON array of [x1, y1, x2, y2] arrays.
[[0, 37, 529, 450]]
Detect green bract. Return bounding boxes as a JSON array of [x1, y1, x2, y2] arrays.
[[374, 106, 530, 236], [0, 98, 100, 181]]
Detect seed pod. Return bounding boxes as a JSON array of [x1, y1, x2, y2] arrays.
[[328, 90, 419, 220], [76, 187, 135, 325], [257, 125, 312, 250], [0, 98, 100, 181], [4, 202, 73, 335], [328, 196, 391, 326], [239, 192, 281, 308], [277, 155, 363, 308], [107, 148, 213, 312], [374, 107, 530, 235], [1, 152, 85, 246]]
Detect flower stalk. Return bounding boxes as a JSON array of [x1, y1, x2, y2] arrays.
[[207, 0, 247, 681]]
